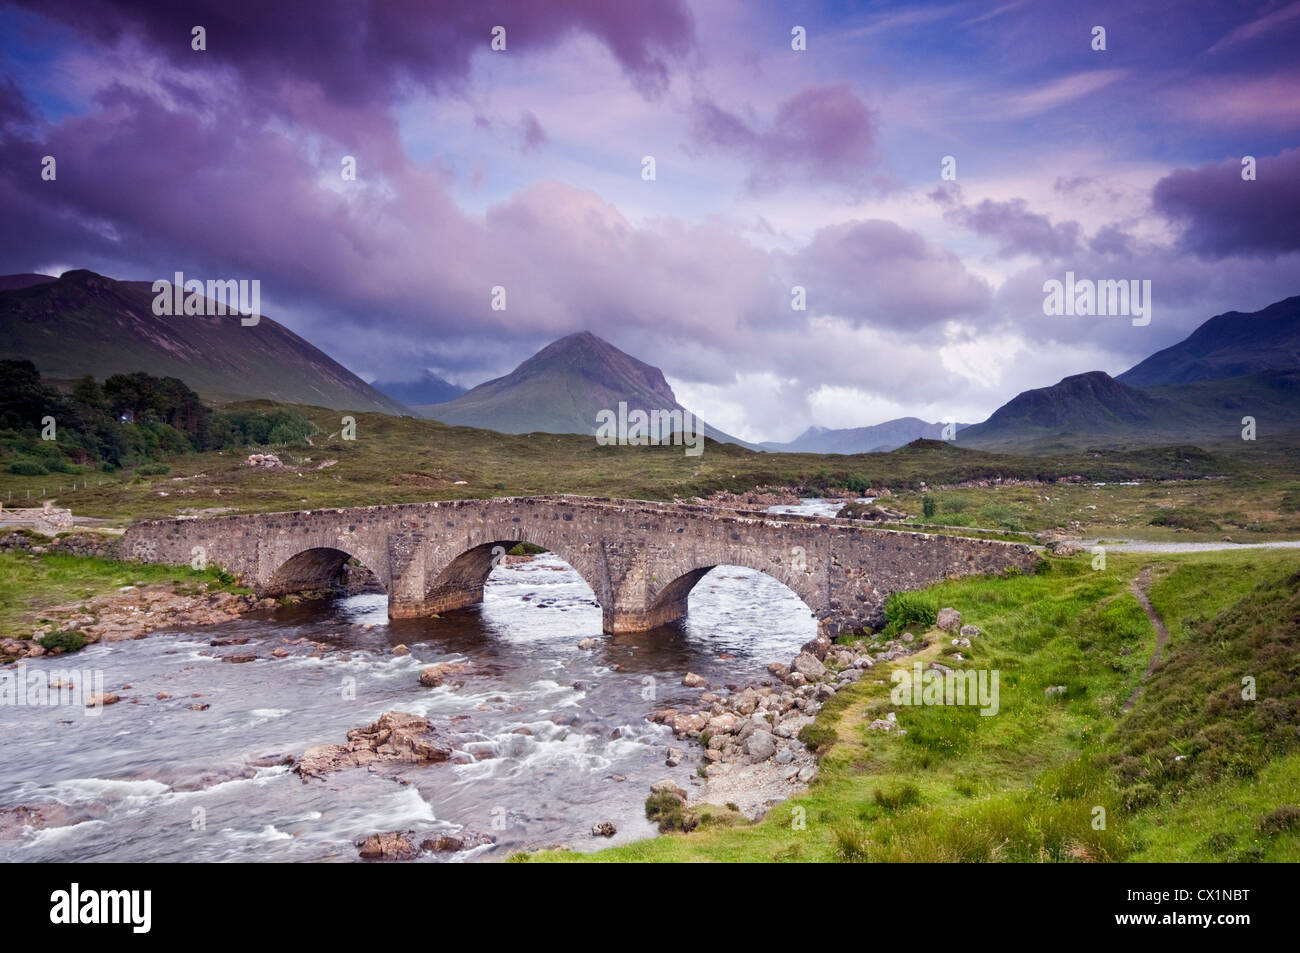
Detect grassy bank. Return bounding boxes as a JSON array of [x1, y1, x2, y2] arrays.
[[0, 401, 1293, 531], [0, 546, 248, 636], [518, 548, 1300, 862]]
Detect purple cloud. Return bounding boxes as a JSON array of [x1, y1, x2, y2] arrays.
[[12, 0, 696, 104], [689, 84, 879, 193], [1153, 148, 1300, 257], [943, 196, 1082, 261]]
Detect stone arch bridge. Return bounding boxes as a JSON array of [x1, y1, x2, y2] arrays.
[[120, 496, 1038, 636]]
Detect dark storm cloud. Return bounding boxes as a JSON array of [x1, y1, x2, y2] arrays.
[[11, 0, 696, 103], [1152, 148, 1300, 257]]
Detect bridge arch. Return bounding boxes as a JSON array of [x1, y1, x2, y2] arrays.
[[640, 557, 825, 632], [418, 530, 612, 623], [262, 546, 386, 599]]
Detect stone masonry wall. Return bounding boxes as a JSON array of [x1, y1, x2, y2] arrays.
[[120, 496, 1040, 635]]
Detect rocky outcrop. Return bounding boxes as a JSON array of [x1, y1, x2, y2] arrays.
[[294, 711, 452, 779]]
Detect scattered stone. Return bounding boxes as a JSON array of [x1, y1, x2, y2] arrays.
[[936, 607, 962, 631], [392, 644, 409, 656], [682, 672, 707, 688], [959, 624, 982, 639], [591, 822, 617, 838], [1045, 685, 1068, 697], [221, 654, 257, 664], [86, 692, 119, 707], [577, 638, 599, 650], [665, 747, 684, 767]]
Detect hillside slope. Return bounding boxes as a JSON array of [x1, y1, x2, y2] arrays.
[[0, 270, 406, 413], [417, 331, 754, 447]]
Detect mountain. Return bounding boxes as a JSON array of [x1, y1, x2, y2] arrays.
[[760, 418, 965, 454], [956, 371, 1172, 447], [371, 370, 465, 406], [1118, 295, 1300, 387], [416, 331, 753, 447], [0, 270, 405, 413], [958, 368, 1300, 449]]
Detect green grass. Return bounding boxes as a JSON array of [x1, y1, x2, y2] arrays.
[[0, 401, 1294, 535], [515, 548, 1300, 862], [0, 546, 249, 636]]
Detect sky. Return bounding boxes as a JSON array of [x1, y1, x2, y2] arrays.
[[1, 0, 1297, 443]]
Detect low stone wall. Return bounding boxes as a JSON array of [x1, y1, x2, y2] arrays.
[[0, 529, 121, 559]]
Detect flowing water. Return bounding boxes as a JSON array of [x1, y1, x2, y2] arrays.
[[0, 555, 817, 862]]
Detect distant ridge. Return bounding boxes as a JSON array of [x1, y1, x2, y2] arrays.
[[760, 417, 965, 454], [958, 294, 1300, 449], [1117, 295, 1300, 387], [371, 370, 465, 407]]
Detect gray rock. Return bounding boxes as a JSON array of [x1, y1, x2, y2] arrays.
[[959, 624, 982, 639], [792, 652, 828, 680], [744, 729, 777, 760], [936, 607, 962, 631]]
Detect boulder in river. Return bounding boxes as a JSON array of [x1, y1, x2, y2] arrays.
[[357, 830, 420, 861], [419, 662, 469, 688], [295, 711, 452, 779]]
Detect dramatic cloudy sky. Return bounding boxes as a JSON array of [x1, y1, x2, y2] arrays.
[[1, 0, 1297, 442]]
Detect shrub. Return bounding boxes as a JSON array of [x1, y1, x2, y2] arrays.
[[1258, 805, 1300, 837], [873, 782, 922, 813], [1147, 508, 1218, 531], [7, 457, 48, 475], [136, 462, 171, 476], [921, 495, 937, 519], [977, 502, 1026, 532], [882, 590, 937, 637], [645, 790, 698, 833], [37, 630, 86, 654], [798, 722, 837, 752], [831, 821, 870, 862]]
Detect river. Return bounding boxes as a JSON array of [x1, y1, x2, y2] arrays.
[[0, 553, 817, 862]]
